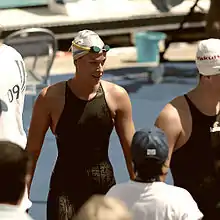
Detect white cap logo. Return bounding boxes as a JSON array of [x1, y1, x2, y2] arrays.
[[196, 38, 220, 76], [147, 149, 156, 156]]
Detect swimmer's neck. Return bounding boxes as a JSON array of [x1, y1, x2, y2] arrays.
[[69, 77, 100, 100]]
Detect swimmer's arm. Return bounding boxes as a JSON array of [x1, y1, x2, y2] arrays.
[[26, 88, 51, 192], [154, 103, 182, 165], [115, 87, 135, 180]]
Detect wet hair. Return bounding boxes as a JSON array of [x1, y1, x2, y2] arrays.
[[0, 141, 32, 204]]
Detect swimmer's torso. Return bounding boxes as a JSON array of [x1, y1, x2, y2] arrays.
[[47, 81, 116, 217]]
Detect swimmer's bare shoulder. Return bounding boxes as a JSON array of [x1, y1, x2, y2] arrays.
[[40, 81, 65, 101], [101, 80, 129, 100], [36, 81, 66, 111], [155, 95, 188, 160]]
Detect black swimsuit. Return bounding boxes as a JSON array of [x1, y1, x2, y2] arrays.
[[170, 95, 220, 219], [47, 82, 116, 219]]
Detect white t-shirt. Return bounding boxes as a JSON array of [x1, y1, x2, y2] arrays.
[[0, 44, 32, 210], [106, 181, 203, 220], [0, 44, 27, 149], [0, 204, 34, 220]]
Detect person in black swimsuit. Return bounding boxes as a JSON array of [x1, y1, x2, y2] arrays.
[[26, 30, 135, 219], [155, 38, 220, 219]]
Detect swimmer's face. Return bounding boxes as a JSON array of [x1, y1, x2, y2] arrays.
[[75, 52, 107, 83]]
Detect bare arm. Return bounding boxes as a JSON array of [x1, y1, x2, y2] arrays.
[[154, 103, 182, 165], [114, 87, 135, 180], [26, 88, 51, 192]]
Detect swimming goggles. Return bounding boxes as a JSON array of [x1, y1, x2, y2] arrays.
[[71, 41, 110, 53]]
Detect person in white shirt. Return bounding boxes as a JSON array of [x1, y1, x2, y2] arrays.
[[0, 141, 34, 220], [0, 43, 27, 148], [106, 127, 203, 220], [0, 43, 31, 211]]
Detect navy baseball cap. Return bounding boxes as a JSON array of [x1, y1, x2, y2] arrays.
[[131, 127, 169, 166]]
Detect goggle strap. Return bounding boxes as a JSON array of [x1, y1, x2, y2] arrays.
[[71, 41, 91, 51]]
